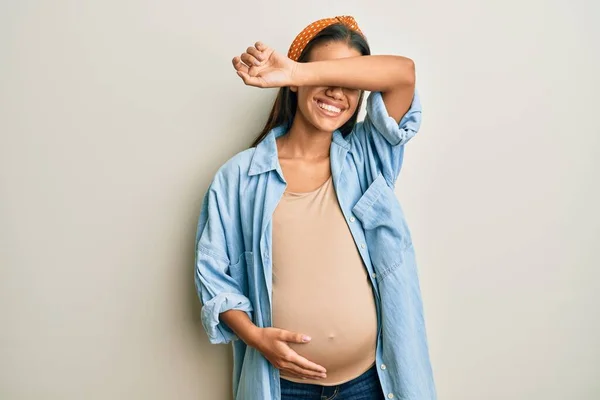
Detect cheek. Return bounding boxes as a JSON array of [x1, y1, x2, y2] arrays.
[[297, 87, 318, 100], [347, 94, 361, 114], [297, 89, 324, 117], [296, 89, 314, 110]]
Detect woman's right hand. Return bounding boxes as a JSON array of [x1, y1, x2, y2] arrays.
[[251, 327, 327, 380]]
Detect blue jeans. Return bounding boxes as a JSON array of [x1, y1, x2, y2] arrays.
[[280, 364, 385, 400]]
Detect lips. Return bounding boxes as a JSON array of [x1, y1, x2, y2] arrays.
[[315, 99, 345, 116]]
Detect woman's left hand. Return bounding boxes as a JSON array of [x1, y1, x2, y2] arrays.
[[232, 42, 298, 88]]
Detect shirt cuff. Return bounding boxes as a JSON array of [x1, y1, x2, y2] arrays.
[[366, 89, 422, 146], [201, 292, 254, 344]]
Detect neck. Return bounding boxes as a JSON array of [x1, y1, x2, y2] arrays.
[[278, 114, 332, 159]]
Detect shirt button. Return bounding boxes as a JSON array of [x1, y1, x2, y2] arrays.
[[380, 364, 386, 370], [349, 216, 356, 222], [372, 272, 377, 279], [361, 244, 366, 249], [387, 393, 394, 399]]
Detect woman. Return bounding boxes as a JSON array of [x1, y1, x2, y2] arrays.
[[195, 16, 436, 400]]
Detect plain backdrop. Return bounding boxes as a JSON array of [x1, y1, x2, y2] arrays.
[[1, 1, 598, 399]]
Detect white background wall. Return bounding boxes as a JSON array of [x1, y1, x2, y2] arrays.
[[1, 1, 598, 399]]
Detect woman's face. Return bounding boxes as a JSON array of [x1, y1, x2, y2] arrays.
[[294, 41, 362, 133]]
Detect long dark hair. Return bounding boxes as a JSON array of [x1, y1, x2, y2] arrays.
[[250, 24, 371, 147]]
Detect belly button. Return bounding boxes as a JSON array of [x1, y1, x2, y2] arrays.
[[328, 334, 335, 340]]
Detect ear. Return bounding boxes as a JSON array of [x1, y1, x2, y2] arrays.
[[289, 86, 298, 93]]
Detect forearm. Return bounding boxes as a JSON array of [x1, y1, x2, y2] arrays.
[[219, 309, 262, 348], [293, 55, 415, 91]]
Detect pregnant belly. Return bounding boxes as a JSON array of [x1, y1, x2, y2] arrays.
[[272, 292, 378, 385]]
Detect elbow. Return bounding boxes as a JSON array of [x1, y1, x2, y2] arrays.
[[384, 57, 415, 92], [400, 57, 416, 87]]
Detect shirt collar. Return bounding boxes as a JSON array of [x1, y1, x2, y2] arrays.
[[248, 125, 351, 177]]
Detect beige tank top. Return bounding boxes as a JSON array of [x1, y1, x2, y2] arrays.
[[272, 175, 378, 386]]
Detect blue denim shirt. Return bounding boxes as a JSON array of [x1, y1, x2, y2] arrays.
[[195, 90, 436, 400]]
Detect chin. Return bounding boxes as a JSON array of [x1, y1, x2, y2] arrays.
[[312, 119, 345, 133], [309, 111, 351, 133]]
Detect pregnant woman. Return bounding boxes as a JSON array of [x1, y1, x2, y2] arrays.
[[194, 16, 436, 400]]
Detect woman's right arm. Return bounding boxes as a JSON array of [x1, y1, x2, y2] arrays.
[[195, 168, 326, 380], [221, 310, 328, 380], [219, 309, 261, 345]]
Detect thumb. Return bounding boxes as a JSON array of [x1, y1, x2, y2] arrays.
[[236, 70, 264, 87], [281, 329, 311, 344], [236, 70, 250, 84]]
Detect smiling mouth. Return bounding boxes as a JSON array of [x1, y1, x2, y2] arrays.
[[316, 100, 343, 115]]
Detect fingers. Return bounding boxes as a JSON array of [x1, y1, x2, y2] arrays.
[[280, 371, 311, 381], [289, 353, 327, 375], [255, 41, 267, 51], [231, 56, 249, 74], [237, 45, 266, 69], [278, 330, 327, 375], [235, 70, 264, 88], [231, 54, 257, 77], [232, 57, 263, 87], [280, 330, 311, 344], [232, 42, 275, 88], [233, 43, 269, 69], [240, 52, 260, 67], [277, 353, 327, 380], [284, 361, 327, 380], [246, 46, 265, 62], [268, 328, 328, 380]]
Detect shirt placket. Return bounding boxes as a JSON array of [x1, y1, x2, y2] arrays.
[[330, 143, 395, 399]]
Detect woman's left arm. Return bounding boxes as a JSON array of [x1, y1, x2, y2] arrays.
[[293, 55, 416, 124]]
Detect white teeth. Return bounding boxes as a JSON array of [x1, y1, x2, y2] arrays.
[[317, 101, 341, 114]]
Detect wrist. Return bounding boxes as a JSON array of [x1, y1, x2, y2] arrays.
[[241, 325, 263, 349], [290, 61, 307, 87]]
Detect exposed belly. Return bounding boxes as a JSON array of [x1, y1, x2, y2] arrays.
[[272, 283, 378, 386], [270, 178, 379, 385]]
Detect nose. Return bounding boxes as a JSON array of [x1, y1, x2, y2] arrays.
[[326, 86, 344, 100]]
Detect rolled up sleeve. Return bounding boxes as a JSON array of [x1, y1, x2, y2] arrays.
[[350, 89, 422, 185], [366, 90, 422, 147], [194, 185, 253, 345], [200, 291, 253, 344]]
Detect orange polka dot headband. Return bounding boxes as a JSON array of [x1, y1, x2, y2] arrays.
[[287, 16, 364, 62]]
